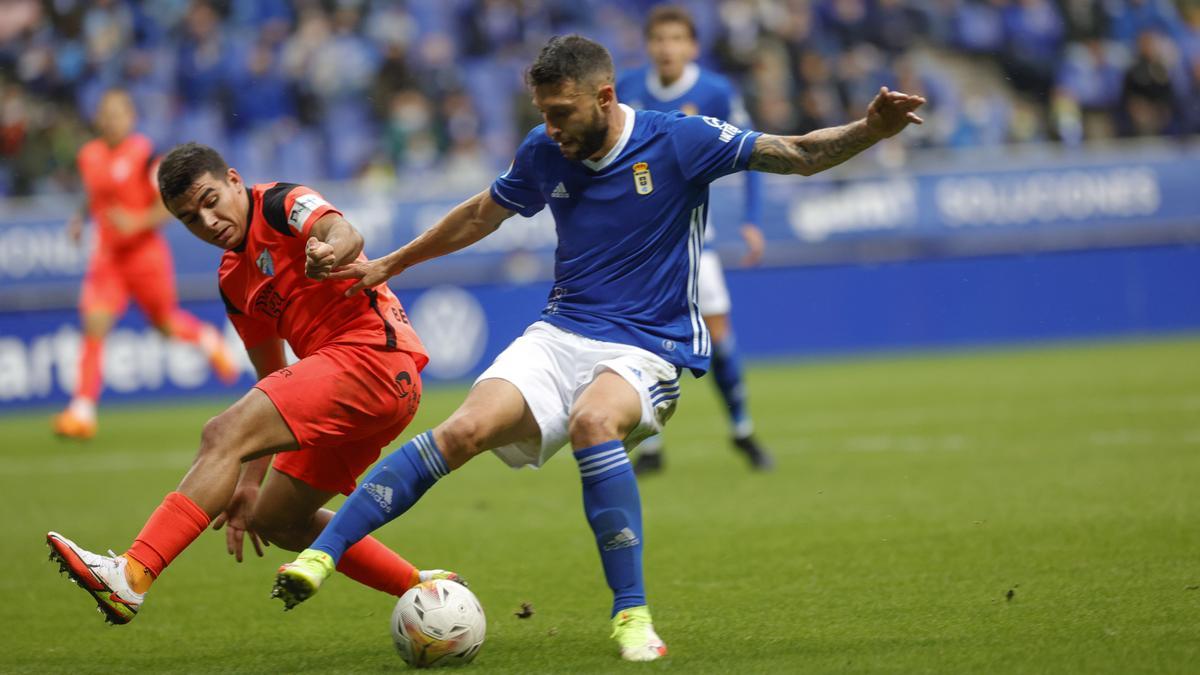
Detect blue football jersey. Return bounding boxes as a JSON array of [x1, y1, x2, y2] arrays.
[[489, 104, 760, 374], [618, 63, 762, 229]]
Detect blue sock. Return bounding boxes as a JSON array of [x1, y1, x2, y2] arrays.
[[711, 333, 752, 437], [310, 430, 449, 563], [574, 440, 646, 616]]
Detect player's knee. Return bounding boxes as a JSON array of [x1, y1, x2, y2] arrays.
[[568, 408, 620, 447], [436, 416, 481, 461], [197, 414, 240, 460]]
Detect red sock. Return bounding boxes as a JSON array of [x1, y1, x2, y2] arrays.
[[165, 309, 204, 343], [125, 491, 211, 581], [76, 335, 103, 402], [337, 536, 420, 596]]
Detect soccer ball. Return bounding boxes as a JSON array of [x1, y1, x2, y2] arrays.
[[391, 579, 486, 668]]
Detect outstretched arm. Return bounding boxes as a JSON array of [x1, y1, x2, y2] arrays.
[[749, 87, 925, 176], [328, 188, 515, 295]]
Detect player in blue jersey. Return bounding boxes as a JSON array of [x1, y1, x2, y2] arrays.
[[618, 5, 773, 474], [272, 35, 924, 662]]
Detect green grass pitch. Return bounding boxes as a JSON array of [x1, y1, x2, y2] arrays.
[[3, 337, 1198, 673]]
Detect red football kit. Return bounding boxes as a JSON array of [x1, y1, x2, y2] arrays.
[[219, 182, 428, 494], [77, 133, 178, 320]]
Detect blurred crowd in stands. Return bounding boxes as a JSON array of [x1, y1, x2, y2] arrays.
[[1, 0, 1198, 196]]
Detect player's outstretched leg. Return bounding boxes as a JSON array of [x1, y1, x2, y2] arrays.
[[46, 389, 296, 624], [273, 379, 531, 609], [709, 328, 774, 471], [249, 468, 463, 608], [272, 430, 450, 609], [570, 372, 667, 661]]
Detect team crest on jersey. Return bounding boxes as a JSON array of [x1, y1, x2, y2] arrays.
[[632, 162, 654, 195], [256, 249, 274, 276]]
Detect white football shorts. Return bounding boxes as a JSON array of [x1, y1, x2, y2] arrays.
[[475, 321, 681, 468], [698, 249, 731, 317]]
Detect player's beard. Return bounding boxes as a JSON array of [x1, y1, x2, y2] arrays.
[[571, 108, 609, 161]]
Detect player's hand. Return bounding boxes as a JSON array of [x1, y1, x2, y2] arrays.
[[305, 237, 338, 280], [327, 257, 395, 296], [212, 485, 268, 562], [864, 87, 926, 139], [66, 214, 84, 245], [739, 223, 765, 267]]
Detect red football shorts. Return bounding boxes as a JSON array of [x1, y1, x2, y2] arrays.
[[257, 343, 423, 495], [80, 234, 179, 324]]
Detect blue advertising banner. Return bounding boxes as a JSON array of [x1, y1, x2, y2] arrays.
[[3, 145, 1199, 310], [3, 244, 1198, 411]]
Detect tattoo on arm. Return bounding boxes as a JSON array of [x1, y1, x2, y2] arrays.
[[748, 120, 879, 176]]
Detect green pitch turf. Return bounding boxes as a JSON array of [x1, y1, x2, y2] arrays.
[[3, 336, 1198, 673]]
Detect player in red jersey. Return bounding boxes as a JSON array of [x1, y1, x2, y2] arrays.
[[45, 142, 457, 625], [54, 89, 238, 440]]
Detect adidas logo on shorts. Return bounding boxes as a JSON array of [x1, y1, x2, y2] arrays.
[[551, 182, 570, 199], [362, 482, 395, 513]]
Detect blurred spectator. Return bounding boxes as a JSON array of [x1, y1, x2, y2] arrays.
[[1000, 0, 1066, 97], [2, 0, 1198, 198], [1120, 30, 1184, 136]]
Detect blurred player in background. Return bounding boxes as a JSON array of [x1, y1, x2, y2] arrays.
[[54, 89, 237, 440], [46, 143, 458, 625], [618, 6, 773, 474], [273, 35, 923, 662]]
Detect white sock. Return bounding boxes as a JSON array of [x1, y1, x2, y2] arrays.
[[68, 397, 96, 422], [733, 419, 755, 440]]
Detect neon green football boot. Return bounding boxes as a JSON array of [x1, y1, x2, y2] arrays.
[[271, 548, 334, 610], [611, 605, 668, 661], [272, 548, 468, 610]]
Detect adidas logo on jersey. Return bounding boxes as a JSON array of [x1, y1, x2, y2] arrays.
[[362, 482, 395, 513], [603, 527, 640, 551], [551, 182, 570, 199]]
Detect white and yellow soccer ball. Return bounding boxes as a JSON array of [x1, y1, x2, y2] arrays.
[[391, 579, 486, 668]]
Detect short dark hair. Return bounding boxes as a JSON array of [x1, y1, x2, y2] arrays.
[[526, 35, 614, 89], [157, 142, 229, 203], [645, 5, 697, 40]]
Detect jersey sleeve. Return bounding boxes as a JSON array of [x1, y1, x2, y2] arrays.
[[219, 286, 276, 349], [669, 113, 761, 185], [261, 183, 342, 240], [489, 132, 546, 217]]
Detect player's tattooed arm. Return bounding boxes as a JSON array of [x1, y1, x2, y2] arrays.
[[328, 189, 515, 295], [749, 87, 925, 176], [749, 123, 878, 176]]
